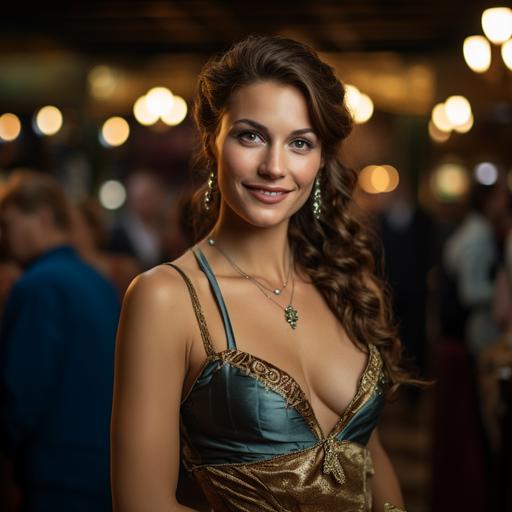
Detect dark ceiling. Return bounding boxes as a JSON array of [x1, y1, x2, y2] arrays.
[[2, 1, 489, 56]]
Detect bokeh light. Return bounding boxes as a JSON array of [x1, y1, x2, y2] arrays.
[[100, 117, 130, 147], [161, 95, 188, 126], [0, 113, 22, 141], [453, 113, 474, 134], [431, 163, 470, 201], [145, 87, 174, 118], [88, 65, 118, 99], [431, 103, 453, 132], [444, 96, 472, 127], [344, 85, 374, 124], [99, 180, 127, 210], [482, 7, 512, 44], [344, 84, 361, 113], [501, 39, 512, 70], [354, 94, 374, 124], [463, 35, 492, 72], [474, 162, 498, 185], [359, 164, 399, 193], [428, 120, 451, 143], [34, 106, 63, 136], [133, 95, 160, 126]]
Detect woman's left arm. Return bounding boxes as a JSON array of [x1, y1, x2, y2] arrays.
[[367, 427, 406, 512]]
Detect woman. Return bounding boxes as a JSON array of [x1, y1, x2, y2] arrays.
[[111, 34, 413, 511]]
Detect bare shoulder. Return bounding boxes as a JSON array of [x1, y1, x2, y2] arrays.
[[117, 250, 203, 356], [122, 250, 198, 310]]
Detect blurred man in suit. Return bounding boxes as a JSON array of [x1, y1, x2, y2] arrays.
[[0, 170, 120, 512]]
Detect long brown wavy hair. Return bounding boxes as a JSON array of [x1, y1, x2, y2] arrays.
[[187, 34, 422, 398]]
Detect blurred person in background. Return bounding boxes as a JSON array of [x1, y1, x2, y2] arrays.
[[0, 244, 21, 512], [0, 170, 120, 512], [377, 175, 435, 392], [442, 173, 509, 355], [71, 197, 141, 297], [480, 218, 512, 509], [432, 171, 510, 511], [108, 170, 169, 269], [0, 250, 21, 327]]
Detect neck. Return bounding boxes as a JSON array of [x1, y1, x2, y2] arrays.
[[33, 231, 70, 258], [205, 207, 292, 283]]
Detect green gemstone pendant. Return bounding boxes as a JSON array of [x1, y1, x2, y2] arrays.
[[284, 305, 299, 329]]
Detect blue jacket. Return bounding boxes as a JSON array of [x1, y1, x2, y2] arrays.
[[0, 245, 120, 509]]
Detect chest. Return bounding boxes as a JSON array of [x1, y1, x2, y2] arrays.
[[183, 274, 370, 428]]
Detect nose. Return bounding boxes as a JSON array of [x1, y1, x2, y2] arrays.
[[257, 144, 285, 179]]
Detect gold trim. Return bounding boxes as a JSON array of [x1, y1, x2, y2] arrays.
[[164, 262, 216, 357]]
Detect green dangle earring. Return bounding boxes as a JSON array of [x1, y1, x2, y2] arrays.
[[312, 173, 322, 221]]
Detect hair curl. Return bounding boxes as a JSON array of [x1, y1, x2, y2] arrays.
[[188, 34, 423, 398]]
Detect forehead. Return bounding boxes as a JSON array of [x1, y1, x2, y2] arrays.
[[221, 81, 313, 131]]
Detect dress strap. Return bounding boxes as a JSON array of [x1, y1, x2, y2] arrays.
[[164, 262, 216, 358], [192, 246, 237, 351]]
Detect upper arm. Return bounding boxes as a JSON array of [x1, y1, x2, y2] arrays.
[[110, 267, 191, 511]]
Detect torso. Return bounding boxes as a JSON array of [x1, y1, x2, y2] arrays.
[[164, 242, 369, 438]]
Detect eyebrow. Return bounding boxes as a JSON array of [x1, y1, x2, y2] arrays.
[[232, 118, 316, 137]]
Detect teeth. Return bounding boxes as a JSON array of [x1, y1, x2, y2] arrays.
[[258, 189, 282, 196]]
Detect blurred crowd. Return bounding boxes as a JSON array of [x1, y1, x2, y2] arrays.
[[0, 168, 190, 511], [0, 166, 511, 511], [368, 169, 512, 511]]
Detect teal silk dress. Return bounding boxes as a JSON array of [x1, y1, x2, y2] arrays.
[[166, 247, 405, 512]]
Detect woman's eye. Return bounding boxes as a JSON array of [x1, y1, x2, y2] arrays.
[[291, 139, 313, 151], [237, 131, 263, 144]]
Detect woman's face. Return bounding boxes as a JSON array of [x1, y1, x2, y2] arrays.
[[213, 80, 324, 228]]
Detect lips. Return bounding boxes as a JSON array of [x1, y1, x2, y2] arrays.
[[243, 184, 292, 193], [243, 184, 292, 204]]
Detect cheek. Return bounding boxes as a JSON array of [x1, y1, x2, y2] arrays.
[[9, 227, 25, 248], [293, 154, 322, 189], [220, 140, 255, 176]]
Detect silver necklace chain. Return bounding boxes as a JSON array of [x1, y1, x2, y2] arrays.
[[208, 238, 291, 296], [207, 238, 299, 329]]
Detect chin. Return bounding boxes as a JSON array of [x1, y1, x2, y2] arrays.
[[235, 204, 293, 229]]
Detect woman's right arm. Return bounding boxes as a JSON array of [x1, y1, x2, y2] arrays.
[[110, 268, 198, 512]]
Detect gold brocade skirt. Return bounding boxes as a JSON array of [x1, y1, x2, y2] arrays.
[[189, 440, 405, 512]]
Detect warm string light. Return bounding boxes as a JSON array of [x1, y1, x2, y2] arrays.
[[0, 113, 22, 141], [430, 163, 470, 201], [463, 7, 512, 73], [429, 96, 473, 142], [344, 84, 374, 124], [482, 7, 512, 44], [100, 117, 130, 147], [358, 165, 399, 194], [132, 87, 188, 127], [34, 106, 63, 136], [463, 36, 491, 73]]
